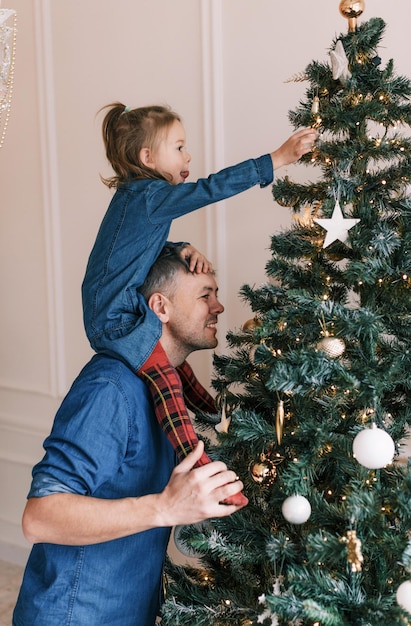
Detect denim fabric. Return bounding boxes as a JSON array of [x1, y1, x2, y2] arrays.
[[13, 354, 175, 626], [82, 155, 274, 370]]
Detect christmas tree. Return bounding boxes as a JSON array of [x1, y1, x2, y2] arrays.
[[162, 4, 411, 625]]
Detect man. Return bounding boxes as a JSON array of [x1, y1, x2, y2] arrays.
[[13, 246, 246, 626]]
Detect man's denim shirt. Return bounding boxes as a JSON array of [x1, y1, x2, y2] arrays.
[[13, 355, 175, 626]]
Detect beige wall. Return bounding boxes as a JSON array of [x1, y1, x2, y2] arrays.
[[0, 0, 410, 563]]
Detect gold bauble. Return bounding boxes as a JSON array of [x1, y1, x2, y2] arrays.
[[339, 0, 365, 18], [317, 336, 346, 358], [250, 458, 277, 485], [339, 0, 365, 32], [242, 317, 262, 332]]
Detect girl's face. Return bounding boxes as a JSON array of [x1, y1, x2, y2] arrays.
[[144, 120, 191, 184]]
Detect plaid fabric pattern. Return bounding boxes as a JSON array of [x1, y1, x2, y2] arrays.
[[138, 343, 248, 506], [138, 343, 211, 468], [176, 360, 217, 415]]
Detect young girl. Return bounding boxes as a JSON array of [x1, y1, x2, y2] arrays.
[[82, 102, 317, 506]]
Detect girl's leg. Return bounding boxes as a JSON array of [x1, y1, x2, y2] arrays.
[[176, 360, 217, 415], [138, 343, 211, 467], [137, 342, 247, 507]]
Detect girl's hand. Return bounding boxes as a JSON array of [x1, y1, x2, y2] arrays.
[[180, 244, 213, 274], [271, 127, 319, 170]]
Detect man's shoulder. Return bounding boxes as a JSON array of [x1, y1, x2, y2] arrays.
[[74, 354, 149, 397]]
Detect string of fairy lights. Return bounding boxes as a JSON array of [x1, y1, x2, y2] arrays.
[[169, 2, 411, 624], [0, 5, 16, 149]]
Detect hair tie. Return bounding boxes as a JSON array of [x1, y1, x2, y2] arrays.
[[124, 105, 132, 113]]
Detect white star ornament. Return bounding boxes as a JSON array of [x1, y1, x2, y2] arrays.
[[314, 200, 360, 248]]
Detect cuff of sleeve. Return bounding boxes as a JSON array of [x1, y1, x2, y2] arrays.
[[28, 472, 79, 498], [255, 154, 274, 188], [165, 241, 189, 248]]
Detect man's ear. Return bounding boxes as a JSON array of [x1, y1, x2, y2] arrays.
[[148, 293, 170, 322], [140, 147, 155, 169]]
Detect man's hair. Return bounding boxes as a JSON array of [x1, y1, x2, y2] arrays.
[[139, 245, 191, 301]]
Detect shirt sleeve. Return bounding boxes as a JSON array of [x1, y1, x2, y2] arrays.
[[144, 155, 274, 223], [28, 472, 79, 498], [29, 374, 130, 497]]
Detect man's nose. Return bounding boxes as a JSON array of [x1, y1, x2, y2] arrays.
[[214, 299, 224, 314]]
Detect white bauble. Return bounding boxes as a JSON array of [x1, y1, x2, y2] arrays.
[[174, 525, 200, 558], [396, 580, 411, 613], [173, 521, 211, 558], [281, 495, 311, 524], [353, 426, 395, 469], [317, 336, 346, 358]]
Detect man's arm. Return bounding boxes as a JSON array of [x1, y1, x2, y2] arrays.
[[22, 442, 245, 546]]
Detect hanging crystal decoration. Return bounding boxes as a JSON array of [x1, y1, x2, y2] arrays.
[[0, 7, 17, 149]]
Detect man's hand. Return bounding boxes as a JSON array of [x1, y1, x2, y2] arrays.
[[156, 442, 247, 527]]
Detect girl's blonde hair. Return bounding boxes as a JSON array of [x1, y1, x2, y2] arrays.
[[99, 102, 181, 188]]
